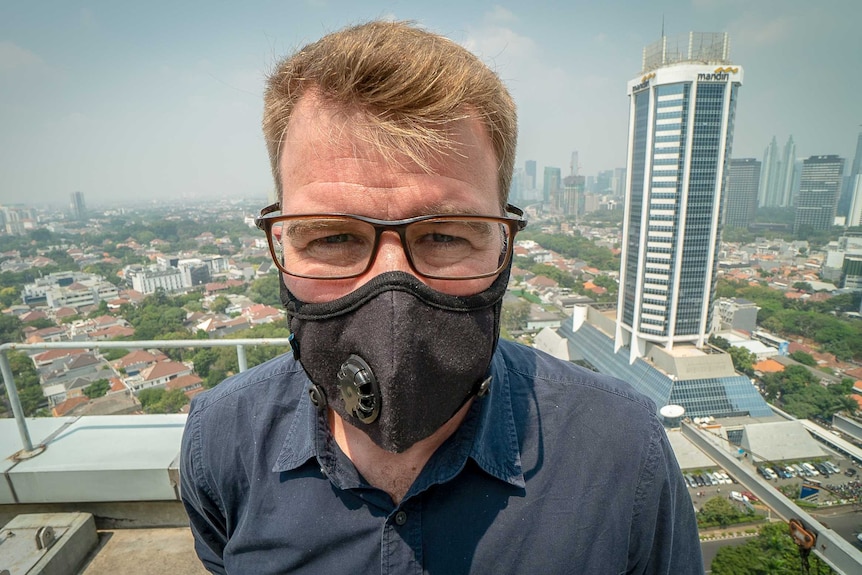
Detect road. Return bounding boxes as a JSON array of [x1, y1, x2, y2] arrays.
[[811, 506, 862, 549]]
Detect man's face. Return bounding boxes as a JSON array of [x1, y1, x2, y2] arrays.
[[278, 93, 502, 303]]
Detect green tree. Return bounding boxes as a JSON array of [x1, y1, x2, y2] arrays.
[[502, 298, 531, 335], [83, 379, 110, 399], [697, 495, 756, 528], [210, 295, 231, 314], [0, 314, 23, 342], [790, 351, 817, 367], [22, 317, 56, 330], [0, 286, 19, 308], [711, 521, 835, 575], [137, 388, 164, 410], [728, 346, 756, 377], [141, 389, 189, 414], [709, 335, 730, 351], [4, 350, 45, 416], [247, 275, 281, 307]]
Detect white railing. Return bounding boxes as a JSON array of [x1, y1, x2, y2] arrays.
[[0, 338, 292, 455]]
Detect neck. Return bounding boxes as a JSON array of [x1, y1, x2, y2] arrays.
[[328, 400, 473, 505]]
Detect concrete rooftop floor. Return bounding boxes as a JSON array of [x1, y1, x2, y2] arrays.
[[78, 527, 208, 575]]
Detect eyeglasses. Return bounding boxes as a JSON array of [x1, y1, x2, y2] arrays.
[[255, 203, 527, 280]]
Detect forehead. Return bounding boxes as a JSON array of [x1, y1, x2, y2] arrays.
[[278, 94, 500, 217]]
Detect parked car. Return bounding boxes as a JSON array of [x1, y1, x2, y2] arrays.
[[813, 462, 830, 477], [741, 490, 759, 502], [845, 467, 856, 477]]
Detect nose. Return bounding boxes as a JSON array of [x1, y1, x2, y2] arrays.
[[364, 231, 413, 277]]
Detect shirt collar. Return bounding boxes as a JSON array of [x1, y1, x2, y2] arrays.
[[466, 348, 525, 488], [272, 349, 525, 489], [272, 377, 316, 472]]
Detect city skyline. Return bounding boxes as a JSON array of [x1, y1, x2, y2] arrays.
[[1, 0, 860, 205]]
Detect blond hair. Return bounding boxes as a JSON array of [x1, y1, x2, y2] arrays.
[[263, 20, 517, 208]]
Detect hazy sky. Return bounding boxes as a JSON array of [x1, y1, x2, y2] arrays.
[[1, 0, 860, 207]]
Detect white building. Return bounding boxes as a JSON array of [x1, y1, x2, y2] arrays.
[[127, 265, 185, 295], [615, 32, 743, 362], [44, 277, 119, 310]]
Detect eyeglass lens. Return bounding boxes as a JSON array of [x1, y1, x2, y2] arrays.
[[269, 216, 510, 279]]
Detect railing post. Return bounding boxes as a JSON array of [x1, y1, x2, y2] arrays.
[[0, 349, 35, 453], [236, 344, 248, 373]]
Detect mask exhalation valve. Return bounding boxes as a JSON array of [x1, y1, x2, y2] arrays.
[[336, 355, 380, 424]]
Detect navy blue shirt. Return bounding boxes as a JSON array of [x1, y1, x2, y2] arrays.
[[181, 340, 703, 574]]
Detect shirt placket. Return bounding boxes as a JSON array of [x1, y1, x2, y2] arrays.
[[380, 498, 423, 575]]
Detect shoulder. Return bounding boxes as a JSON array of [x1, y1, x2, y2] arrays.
[[188, 352, 306, 417], [494, 339, 658, 418]]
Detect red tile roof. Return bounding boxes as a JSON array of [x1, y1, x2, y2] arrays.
[[52, 396, 89, 417]]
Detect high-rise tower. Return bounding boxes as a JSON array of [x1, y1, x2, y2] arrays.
[[616, 32, 742, 361], [758, 137, 780, 208], [70, 191, 87, 220], [757, 135, 795, 208], [524, 160, 537, 192], [543, 166, 561, 206], [794, 155, 845, 234], [725, 158, 761, 228], [842, 131, 862, 222], [777, 135, 796, 206]]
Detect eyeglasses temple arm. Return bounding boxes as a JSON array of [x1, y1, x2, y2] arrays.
[[254, 202, 281, 231]]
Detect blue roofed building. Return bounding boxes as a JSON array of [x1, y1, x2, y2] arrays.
[[535, 305, 773, 420]]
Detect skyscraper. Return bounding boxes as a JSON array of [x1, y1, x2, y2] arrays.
[[777, 135, 796, 206], [70, 191, 87, 220], [841, 131, 862, 220], [847, 175, 862, 228], [758, 137, 780, 208], [793, 155, 845, 234], [757, 135, 795, 208], [616, 32, 742, 361], [569, 150, 579, 177], [543, 166, 561, 206], [524, 160, 537, 191], [725, 158, 761, 228], [509, 168, 524, 205]]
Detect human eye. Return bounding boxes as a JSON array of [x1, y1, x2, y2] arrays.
[[407, 218, 503, 277], [285, 220, 366, 249], [419, 220, 496, 248], [276, 218, 373, 274]]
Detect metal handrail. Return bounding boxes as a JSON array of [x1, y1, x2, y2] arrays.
[[0, 338, 293, 455]]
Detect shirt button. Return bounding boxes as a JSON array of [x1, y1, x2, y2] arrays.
[[394, 511, 408, 526]]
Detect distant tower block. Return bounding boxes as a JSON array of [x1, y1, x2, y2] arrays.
[[660, 404, 685, 428]]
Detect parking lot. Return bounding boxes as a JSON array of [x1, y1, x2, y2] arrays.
[[684, 455, 861, 512]]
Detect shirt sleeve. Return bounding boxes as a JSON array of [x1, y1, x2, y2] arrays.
[[180, 403, 229, 575], [627, 418, 704, 575]]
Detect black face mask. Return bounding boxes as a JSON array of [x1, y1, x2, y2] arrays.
[[280, 269, 508, 453]]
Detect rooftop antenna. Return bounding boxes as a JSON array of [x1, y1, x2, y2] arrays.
[[661, 14, 665, 38]]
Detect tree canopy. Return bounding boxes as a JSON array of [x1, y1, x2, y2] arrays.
[[711, 522, 835, 575], [761, 365, 856, 420], [518, 230, 620, 271]]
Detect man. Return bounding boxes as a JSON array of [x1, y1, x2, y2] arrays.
[[181, 20, 703, 574]]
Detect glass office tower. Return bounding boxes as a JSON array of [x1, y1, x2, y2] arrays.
[[616, 32, 742, 362], [725, 158, 761, 229]]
